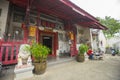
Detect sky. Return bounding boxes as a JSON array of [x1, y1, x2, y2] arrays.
[[70, 0, 120, 20]]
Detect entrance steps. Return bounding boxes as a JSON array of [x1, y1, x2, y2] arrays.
[[47, 57, 75, 67]]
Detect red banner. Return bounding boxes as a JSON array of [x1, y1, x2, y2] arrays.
[[41, 20, 55, 28]]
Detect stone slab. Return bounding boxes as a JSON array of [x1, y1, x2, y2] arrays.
[[14, 65, 34, 80]]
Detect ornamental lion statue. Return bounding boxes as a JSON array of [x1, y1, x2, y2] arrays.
[[17, 44, 32, 66]]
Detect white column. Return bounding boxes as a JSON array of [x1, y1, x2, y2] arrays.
[[90, 29, 93, 49], [0, 0, 9, 38]]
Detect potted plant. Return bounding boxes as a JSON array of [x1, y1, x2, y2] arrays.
[[30, 42, 50, 75], [76, 44, 88, 62]]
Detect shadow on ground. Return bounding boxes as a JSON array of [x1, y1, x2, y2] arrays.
[[0, 65, 15, 80]]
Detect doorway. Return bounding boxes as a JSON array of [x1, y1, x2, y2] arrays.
[[39, 30, 58, 57], [42, 36, 53, 55]]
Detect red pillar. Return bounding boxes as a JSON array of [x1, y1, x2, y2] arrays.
[[69, 32, 77, 56], [36, 11, 41, 43], [21, 23, 28, 43]]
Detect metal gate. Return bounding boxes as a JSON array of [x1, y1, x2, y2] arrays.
[[0, 40, 25, 65]]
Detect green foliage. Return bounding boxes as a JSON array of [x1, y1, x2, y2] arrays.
[[23, 44, 31, 53], [115, 49, 120, 54], [30, 42, 50, 63], [97, 16, 120, 38], [79, 44, 88, 55]]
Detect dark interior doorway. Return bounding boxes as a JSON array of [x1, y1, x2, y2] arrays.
[[42, 36, 52, 54]]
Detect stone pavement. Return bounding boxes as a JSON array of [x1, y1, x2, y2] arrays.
[[24, 54, 120, 80], [0, 65, 15, 80], [0, 54, 120, 80]]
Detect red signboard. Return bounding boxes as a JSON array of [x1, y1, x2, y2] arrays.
[[41, 20, 55, 28]]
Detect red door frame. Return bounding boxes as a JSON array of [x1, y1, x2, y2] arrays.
[[38, 30, 58, 57]]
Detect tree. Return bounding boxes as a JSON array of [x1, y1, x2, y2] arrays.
[[97, 16, 120, 38]]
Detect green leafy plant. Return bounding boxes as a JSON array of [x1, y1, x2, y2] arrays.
[[116, 49, 120, 54], [30, 42, 50, 63], [79, 44, 88, 55], [76, 44, 88, 62]]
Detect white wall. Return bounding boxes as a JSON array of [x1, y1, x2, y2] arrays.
[[114, 41, 120, 50], [92, 39, 98, 50], [76, 24, 91, 50], [57, 30, 70, 55], [57, 24, 92, 56], [107, 37, 120, 47], [98, 30, 107, 52], [0, 0, 9, 37], [91, 29, 107, 52]]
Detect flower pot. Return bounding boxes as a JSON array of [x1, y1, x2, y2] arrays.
[[76, 54, 85, 62], [33, 61, 47, 75]]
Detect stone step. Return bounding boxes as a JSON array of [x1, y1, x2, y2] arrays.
[[47, 57, 75, 67]]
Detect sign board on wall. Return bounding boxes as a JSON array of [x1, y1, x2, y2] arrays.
[[41, 20, 55, 28], [29, 26, 36, 37]]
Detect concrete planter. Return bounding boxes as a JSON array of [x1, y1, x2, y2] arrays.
[[14, 65, 34, 80]]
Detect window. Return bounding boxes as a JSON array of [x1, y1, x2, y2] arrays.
[[30, 16, 36, 24], [13, 12, 24, 22], [13, 26, 23, 40], [0, 9, 2, 16]]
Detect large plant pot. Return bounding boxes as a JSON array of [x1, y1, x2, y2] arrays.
[[76, 54, 85, 62], [33, 61, 47, 75]]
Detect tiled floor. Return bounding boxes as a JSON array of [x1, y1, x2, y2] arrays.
[[25, 54, 120, 80], [1, 54, 120, 80], [0, 57, 74, 80]]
